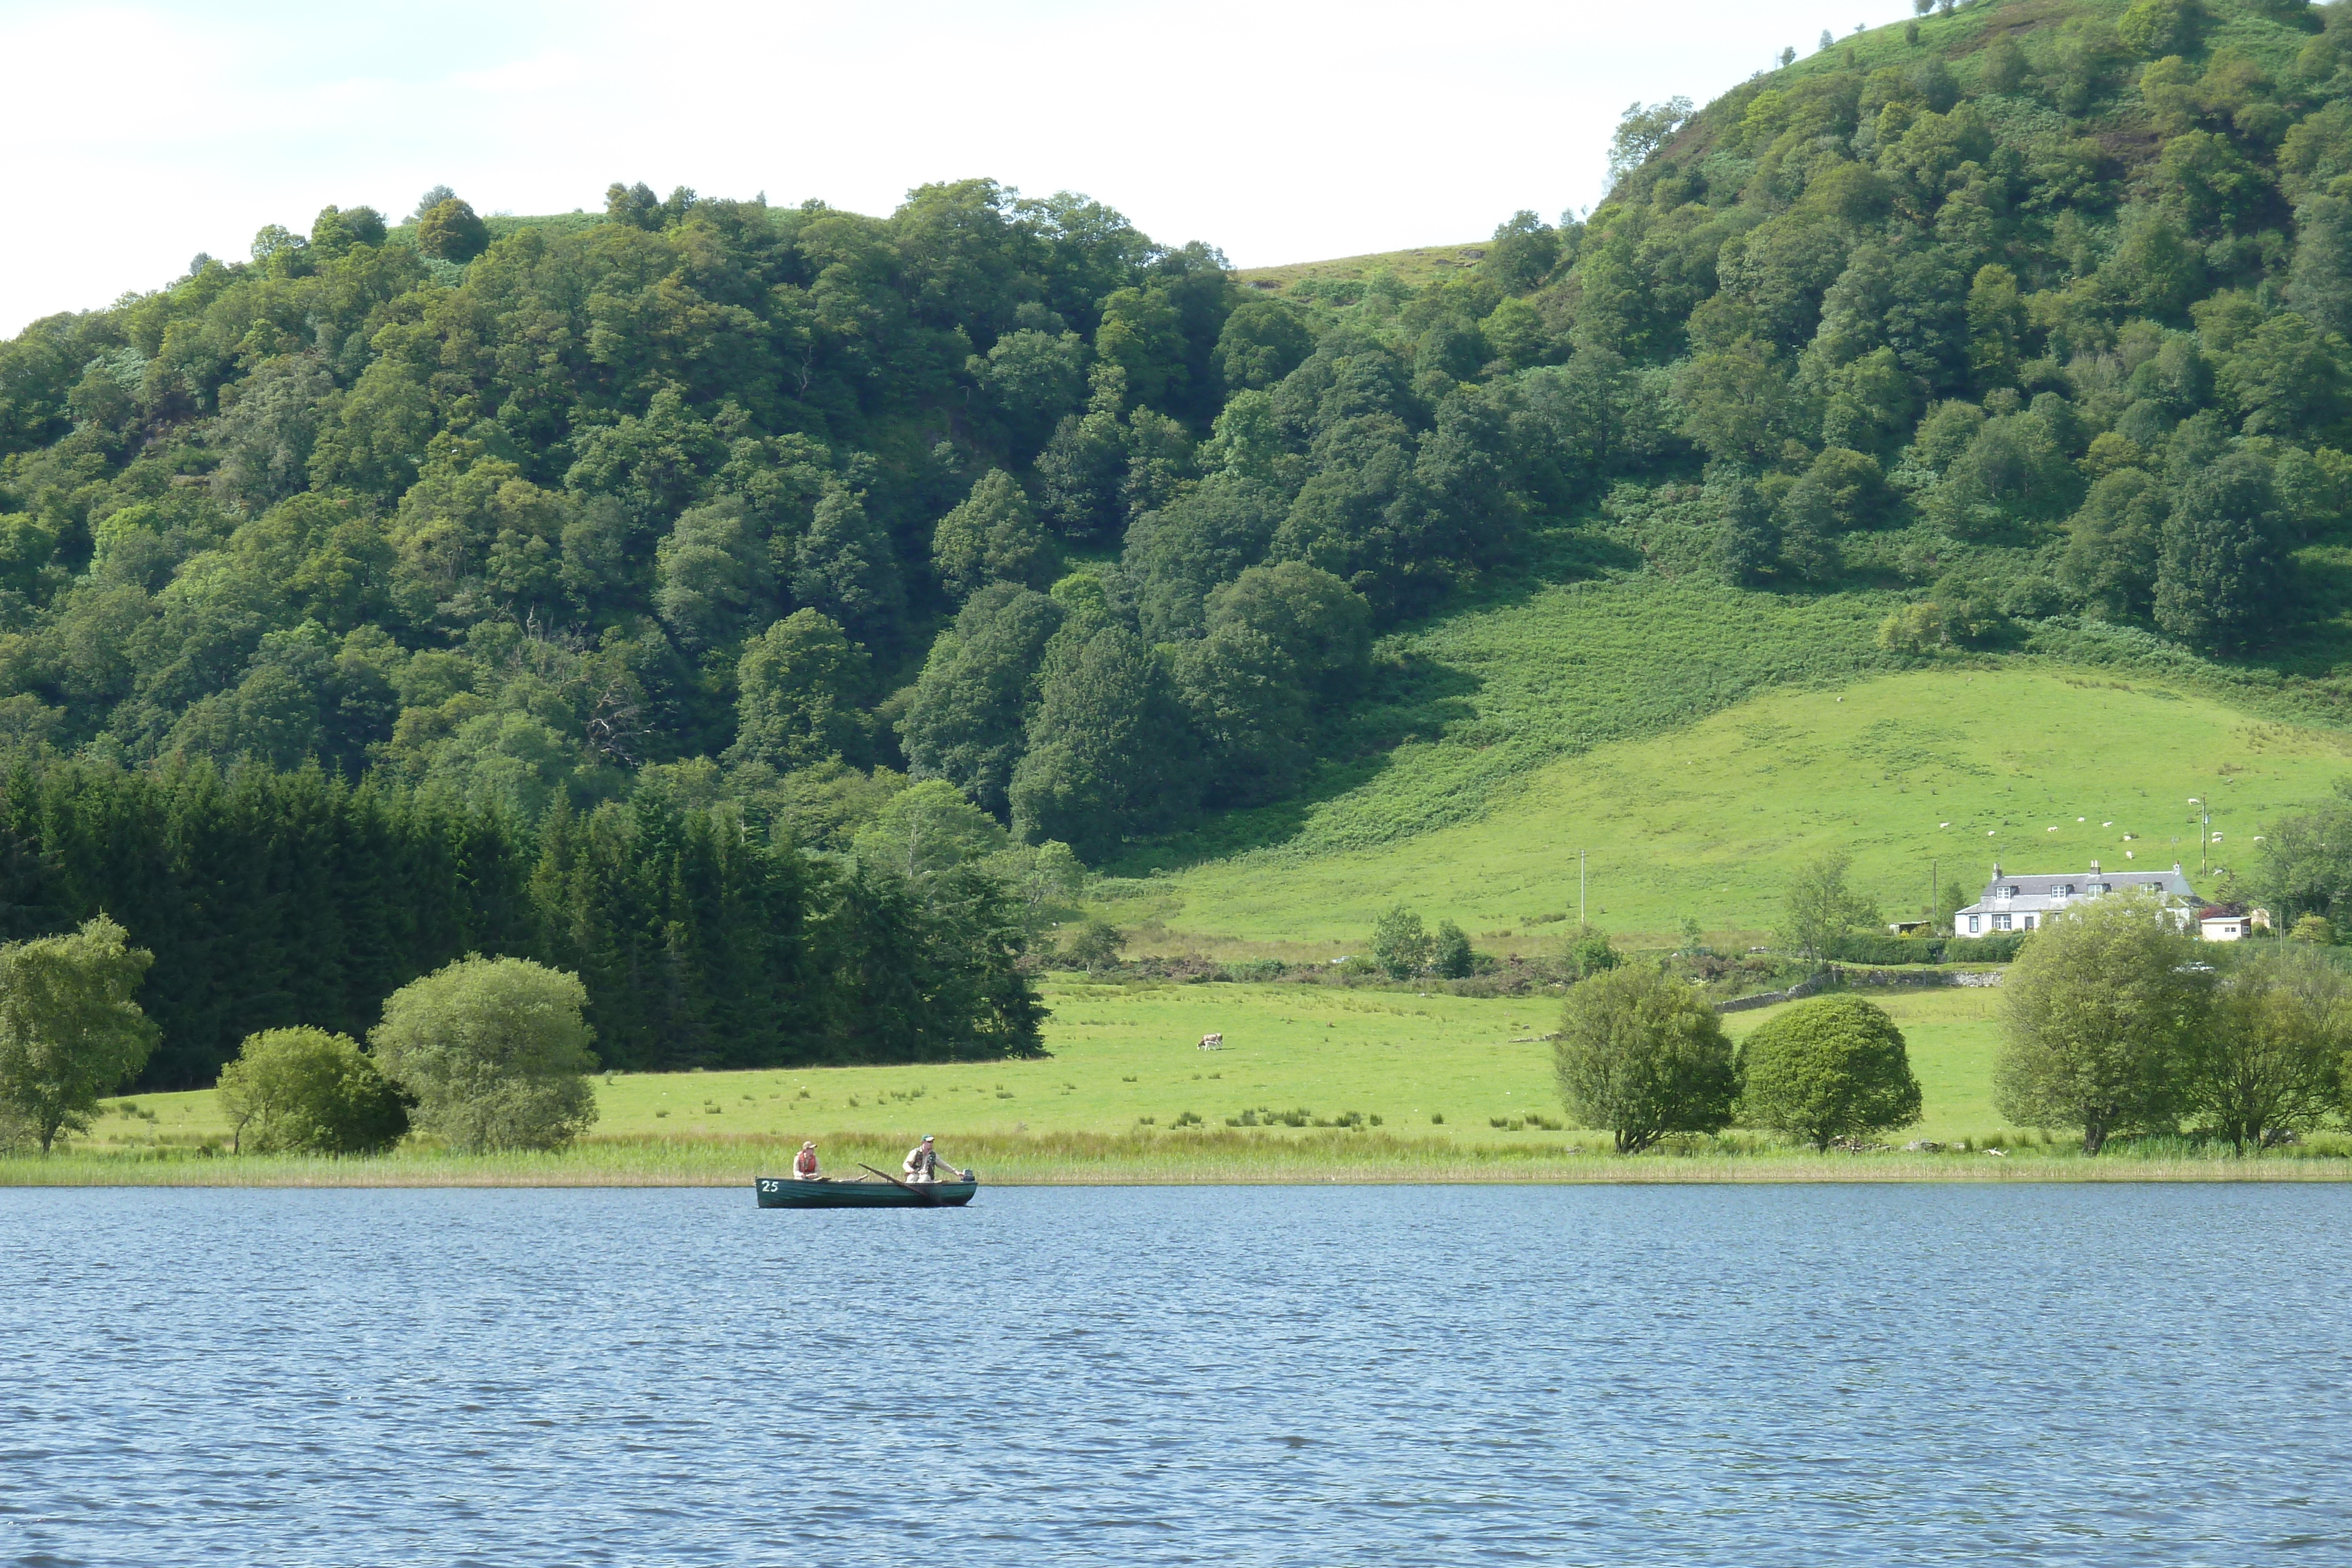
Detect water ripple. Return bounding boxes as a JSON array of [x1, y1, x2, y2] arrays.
[[2, 1185, 2349, 1564]]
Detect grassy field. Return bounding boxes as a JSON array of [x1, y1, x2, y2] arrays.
[[1232, 241, 1489, 296], [1114, 661, 2352, 952], [23, 978, 2351, 1184]]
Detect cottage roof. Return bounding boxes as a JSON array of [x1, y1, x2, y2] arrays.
[[1955, 863, 2197, 918]]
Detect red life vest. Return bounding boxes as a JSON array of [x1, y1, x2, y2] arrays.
[[794, 1149, 818, 1174]]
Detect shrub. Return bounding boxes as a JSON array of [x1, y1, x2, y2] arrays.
[[370, 956, 600, 1153], [1943, 932, 2029, 962], [217, 1027, 410, 1155], [1554, 964, 1737, 1153], [1061, 918, 1125, 972], [1822, 933, 1940, 965], [1736, 995, 1923, 1150], [1566, 926, 1621, 978], [1372, 904, 1433, 978], [1432, 920, 1474, 979]]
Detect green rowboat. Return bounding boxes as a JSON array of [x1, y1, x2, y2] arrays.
[[755, 1174, 977, 1208]]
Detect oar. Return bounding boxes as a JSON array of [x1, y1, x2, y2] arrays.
[[860, 1162, 940, 1206]]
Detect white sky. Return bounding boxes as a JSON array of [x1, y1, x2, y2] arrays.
[[0, 0, 1913, 338]]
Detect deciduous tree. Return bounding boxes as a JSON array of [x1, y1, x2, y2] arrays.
[[1371, 905, 1433, 978], [0, 917, 159, 1154], [1776, 851, 1880, 962], [1736, 994, 1922, 1149], [216, 1027, 409, 1155], [2183, 947, 2347, 1154], [931, 469, 1051, 599], [1555, 964, 1737, 1153], [727, 610, 872, 772], [414, 196, 490, 263], [370, 957, 599, 1153], [1994, 890, 2204, 1153]]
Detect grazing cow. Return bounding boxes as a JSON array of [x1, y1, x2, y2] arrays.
[[1197, 1032, 1224, 1051]]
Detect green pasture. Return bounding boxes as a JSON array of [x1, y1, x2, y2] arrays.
[[1128, 662, 2352, 951], [78, 981, 1565, 1152], [39, 976, 2341, 1183]]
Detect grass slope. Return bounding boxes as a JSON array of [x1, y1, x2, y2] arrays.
[[1128, 661, 2352, 950], [1114, 564, 1906, 878]]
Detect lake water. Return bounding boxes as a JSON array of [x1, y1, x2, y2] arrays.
[[5, 1184, 2349, 1565]]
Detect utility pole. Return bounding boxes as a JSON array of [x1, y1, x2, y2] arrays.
[[1931, 855, 1939, 933], [1580, 848, 1587, 930]]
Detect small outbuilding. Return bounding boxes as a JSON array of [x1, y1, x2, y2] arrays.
[[2197, 904, 2270, 941]]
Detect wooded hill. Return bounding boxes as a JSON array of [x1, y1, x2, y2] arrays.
[[9, 0, 2352, 1078]]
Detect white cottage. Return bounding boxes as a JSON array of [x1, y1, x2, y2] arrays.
[[1953, 860, 2199, 936]]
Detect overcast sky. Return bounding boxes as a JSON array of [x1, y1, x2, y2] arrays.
[[0, 0, 1912, 337]]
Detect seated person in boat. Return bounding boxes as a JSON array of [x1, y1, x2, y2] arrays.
[[903, 1134, 951, 1183], [793, 1141, 821, 1180]]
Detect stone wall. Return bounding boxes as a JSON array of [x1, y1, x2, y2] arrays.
[[1716, 965, 2002, 1012]]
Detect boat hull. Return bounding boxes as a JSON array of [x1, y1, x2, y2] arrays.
[[756, 1176, 977, 1208]]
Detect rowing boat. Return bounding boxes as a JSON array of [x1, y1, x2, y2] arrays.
[[754, 1174, 978, 1208]]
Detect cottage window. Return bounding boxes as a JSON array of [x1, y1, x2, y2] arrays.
[[2004, 885, 2020, 897], [1967, 915, 1980, 934], [2060, 884, 2075, 896], [2022, 914, 2037, 930], [1994, 914, 2012, 931]]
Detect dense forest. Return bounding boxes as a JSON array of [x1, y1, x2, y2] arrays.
[[0, 757, 1043, 1086], [9, 0, 2352, 1081]]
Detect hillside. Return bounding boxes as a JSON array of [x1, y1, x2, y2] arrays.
[[1232, 241, 1492, 298], [9, 0, 2352, 1081], [1121, 658, 2352, 949]]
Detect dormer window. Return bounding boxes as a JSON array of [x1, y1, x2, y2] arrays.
[[2061, 884, 2076, 896], [2004, 885, 2020, 897]]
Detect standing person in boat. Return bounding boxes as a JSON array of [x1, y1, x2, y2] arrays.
[[793, 1141, 822, 1180], [903, 1134, 950, 1183]]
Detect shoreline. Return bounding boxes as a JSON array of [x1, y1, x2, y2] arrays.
[[9, 1131, 2351, 1188]]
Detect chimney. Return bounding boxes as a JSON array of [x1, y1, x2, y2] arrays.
[[1992, 860, 2002, 880], [2090, 859, 2099, 874], [2174, 861, 2184, 874]]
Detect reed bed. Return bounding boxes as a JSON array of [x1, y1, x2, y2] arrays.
[[6, 1128, 2351, 1186]]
